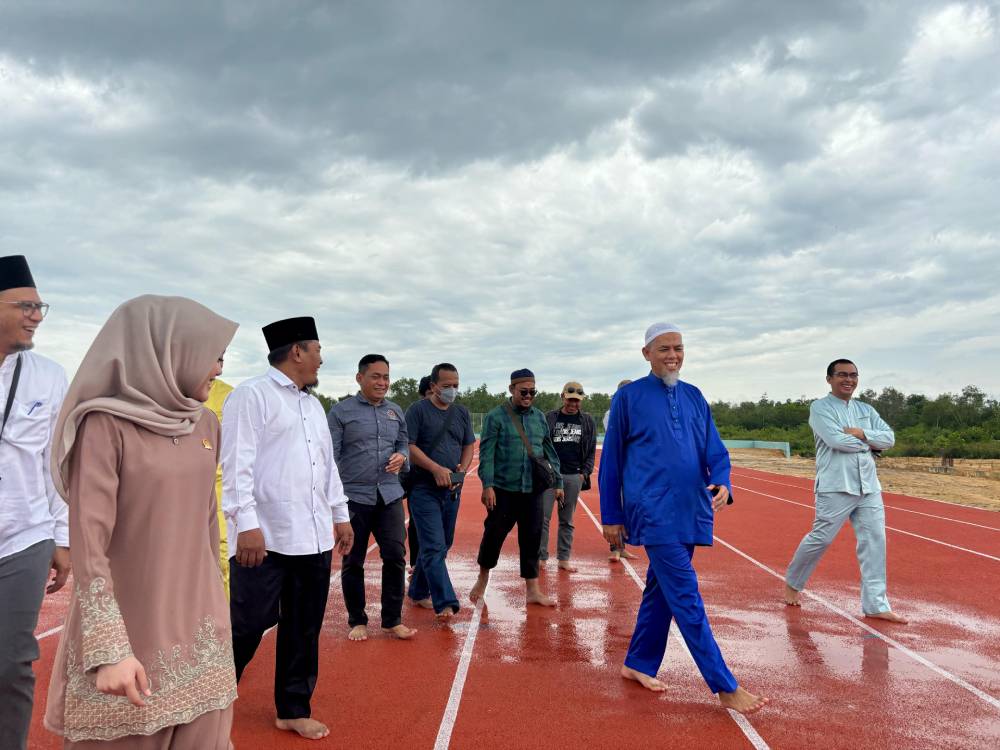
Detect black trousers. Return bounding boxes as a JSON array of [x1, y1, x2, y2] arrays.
[[342, 497, 406, 628], [476, 487, 544, 579], [406, 497, 420, 567], [230, 549, 332, 720]]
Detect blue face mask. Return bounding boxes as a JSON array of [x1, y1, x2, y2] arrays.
[[438, 387, 458, 404]]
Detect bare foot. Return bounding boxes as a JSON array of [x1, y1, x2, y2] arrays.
[[469, 571, 489, 602], [348, 625, 368, 641], [557, 560, 578, 572], [620, 549, 638, 560], [718, 686, 769, 714], [865, 610, 908, 624], [275, 717, 329, 740], [435, 607, 457, 622], [384, 623, 418, 639], [620, 665, 666, 692], [412, 597, 434, 609], [608, 550, 621, 562], [525, 580, 556, 607], [784, 584, 801, 607]]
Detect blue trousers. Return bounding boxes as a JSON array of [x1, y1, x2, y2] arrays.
[[624, 543, 738, 695], [406, 484, 461, 614]]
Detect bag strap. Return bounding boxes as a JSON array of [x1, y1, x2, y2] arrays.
[[503, 402, 537, 457], [0, 354, 23, 446], [426, 404, 458, 455]]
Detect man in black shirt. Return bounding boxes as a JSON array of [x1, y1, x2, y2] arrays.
[[541, 381, 597, 571], [404, 363, 475, 619], [406, 375, 434, 572]]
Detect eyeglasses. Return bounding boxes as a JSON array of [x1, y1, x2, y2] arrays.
[[518, 388, 537, 397], [0, 301, 49, 319], [833, 372, 859, 379], [564, 387, 585, 396]]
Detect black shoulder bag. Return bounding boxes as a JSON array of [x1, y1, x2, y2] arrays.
[[0, 354, 23, 482], [401, 404, 458, 496], [503, 403, 558, 492]]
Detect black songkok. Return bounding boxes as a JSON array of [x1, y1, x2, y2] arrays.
[[262, 316, 319, 352], [510, 368, 535, 384], [0, 255, 36, 292]]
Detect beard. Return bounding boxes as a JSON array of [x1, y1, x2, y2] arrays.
[[304, 377, 319, 392], [660, 371, 680, 387], [11, 340, 35, 352]]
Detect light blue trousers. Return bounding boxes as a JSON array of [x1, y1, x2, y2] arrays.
[[785, 491, 891, 615]]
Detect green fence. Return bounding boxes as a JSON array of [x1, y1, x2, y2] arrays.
[[720, 439, 791, 458]]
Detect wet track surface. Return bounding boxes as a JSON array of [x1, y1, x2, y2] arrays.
[[26, 455, 1000, 749]]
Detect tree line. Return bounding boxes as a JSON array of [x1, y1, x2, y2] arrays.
[[314, 381, 1000, 459]]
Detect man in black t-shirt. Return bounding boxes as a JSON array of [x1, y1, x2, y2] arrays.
[[406, 375, 434, 572], [404, 363, 475, 618], [541, 381, 597, 571]]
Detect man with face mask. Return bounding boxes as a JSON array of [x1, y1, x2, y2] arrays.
[[404, 363, 475, 619], [599, 323, 767, 714]]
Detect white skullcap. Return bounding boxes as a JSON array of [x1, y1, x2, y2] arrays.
[[644, 322, 682, 346]]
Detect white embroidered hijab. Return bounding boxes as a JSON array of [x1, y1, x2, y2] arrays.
[[51, 295, 238, 500]]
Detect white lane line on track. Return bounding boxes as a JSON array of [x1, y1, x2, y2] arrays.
[[732, 473, 1000, 531], [732, 468, 1000, 515], [732, 483, 1000, 563], [38, 625, 63, 641], [433, 596, 486, 750], [712, 535, 1000, 712], [577, 497, 771, 750]]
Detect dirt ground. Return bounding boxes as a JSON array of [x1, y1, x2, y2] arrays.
[[729, 449, 1000, 512]]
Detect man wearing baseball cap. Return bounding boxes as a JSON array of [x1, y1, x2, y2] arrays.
[[540, 382, 597, 571]]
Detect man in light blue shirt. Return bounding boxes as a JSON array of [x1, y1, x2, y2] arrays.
[[784, 359, 907, 623]]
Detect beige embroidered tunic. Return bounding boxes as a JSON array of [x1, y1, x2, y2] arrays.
[[45, 410, 237, 742]]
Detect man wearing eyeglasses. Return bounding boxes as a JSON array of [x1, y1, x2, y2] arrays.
[[784, 359, 906, 623], [470, 368, 564, 606], [0, 255, 70, 750], [539, 382, 597, 572]]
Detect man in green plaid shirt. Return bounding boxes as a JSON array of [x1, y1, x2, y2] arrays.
[[470, 368, 564, 607]]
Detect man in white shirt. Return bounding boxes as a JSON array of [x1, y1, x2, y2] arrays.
[[0, 255, 70, 750], [222, 316, 354, 742]]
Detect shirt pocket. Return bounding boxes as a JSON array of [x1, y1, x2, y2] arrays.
[[379, 413, 401, 445], [7, 399, 50, 448]]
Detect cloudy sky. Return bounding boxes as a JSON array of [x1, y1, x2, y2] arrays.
[[3, 0, 998, 402]]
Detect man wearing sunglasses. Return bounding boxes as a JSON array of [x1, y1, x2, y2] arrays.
[[540, 382, 597, 571], [600, 323, 767, 714], [0, 255, 70, 750], [784, 359, 906, 623], [471, 368, 563, 606]]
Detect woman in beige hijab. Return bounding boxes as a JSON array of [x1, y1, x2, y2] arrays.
[[44, 295, 239, 749]]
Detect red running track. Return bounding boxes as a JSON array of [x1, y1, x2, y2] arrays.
[[25, 456, 1000, 749]]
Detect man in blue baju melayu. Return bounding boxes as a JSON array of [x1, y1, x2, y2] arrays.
[[783, 359, 907, 624], [599, 323, 767, 714]]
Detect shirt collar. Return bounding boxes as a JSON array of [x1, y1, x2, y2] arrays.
[[267, 367, 301, 393], [0, 354, 18, 375], [355, 392, 386, 407], [509, 398, 531, 415], [646, 371, 677, 391]]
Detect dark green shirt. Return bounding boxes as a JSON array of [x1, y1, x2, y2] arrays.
[[478, 400, 563, 492]]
